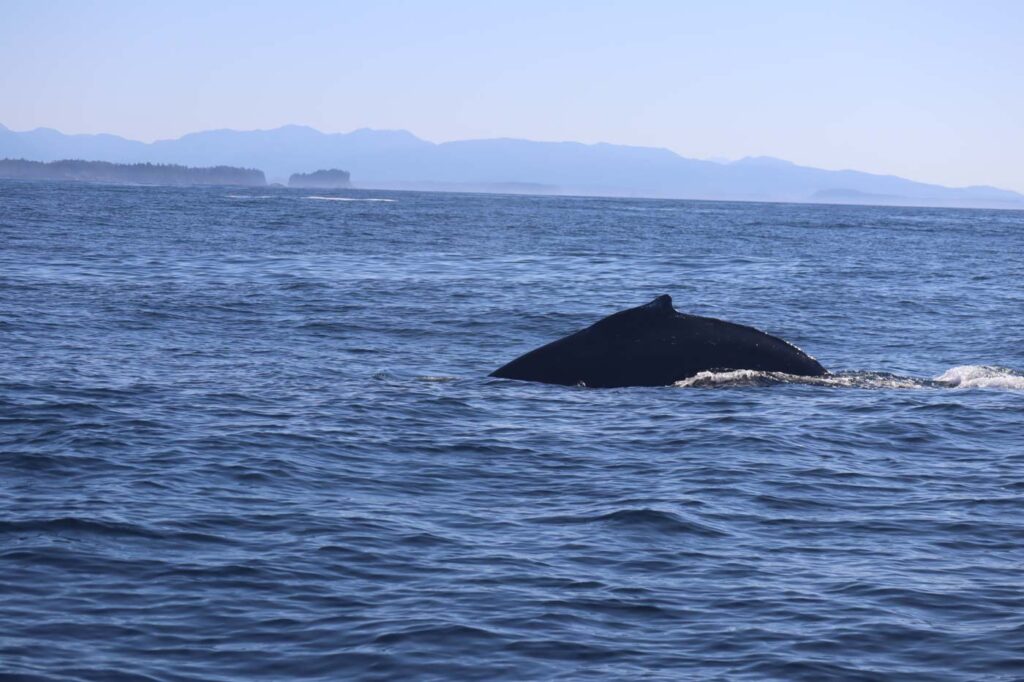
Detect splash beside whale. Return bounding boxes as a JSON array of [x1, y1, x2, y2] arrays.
[[491, 295, 827, 388]]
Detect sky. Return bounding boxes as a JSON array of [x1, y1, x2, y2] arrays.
[[2, 0, 1022, 191]]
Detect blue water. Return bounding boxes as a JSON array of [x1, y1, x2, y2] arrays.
[[2, 181, 1023, 680]]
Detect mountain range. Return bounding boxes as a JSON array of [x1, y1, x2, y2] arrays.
[[1, 123, 1020, 209]]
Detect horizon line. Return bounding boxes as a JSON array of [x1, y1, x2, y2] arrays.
[[1, 121, 1019, 196], [4, 119, 1011, 192]]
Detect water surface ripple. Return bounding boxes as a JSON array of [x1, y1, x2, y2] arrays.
[[1, 181, 1023, 680]]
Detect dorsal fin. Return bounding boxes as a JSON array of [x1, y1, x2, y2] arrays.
[[588, 294, 678, 332], [643, 294, 675, 315]]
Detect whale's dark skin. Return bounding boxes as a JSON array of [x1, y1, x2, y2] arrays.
[[490, 295, 827, 388]]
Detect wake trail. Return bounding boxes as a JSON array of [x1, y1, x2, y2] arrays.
[[674, 365, 1024, 390]]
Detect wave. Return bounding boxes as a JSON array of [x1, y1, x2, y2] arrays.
[[0, 517, 225, 544], [225, 194, 273, 199], [305, 196, 397, 202], [674, 365, 1024, 390], [531, 508, 728, 537], [934, 365, 1024, 390]]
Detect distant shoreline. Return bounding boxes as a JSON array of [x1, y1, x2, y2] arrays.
[[0, 158, 266, 187], [4, 123, 1022, 210]]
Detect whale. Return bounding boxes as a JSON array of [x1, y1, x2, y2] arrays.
[[490, 294, 827, 388]]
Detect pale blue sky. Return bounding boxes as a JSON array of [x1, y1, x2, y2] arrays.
[[2, 0, 1022, 191]]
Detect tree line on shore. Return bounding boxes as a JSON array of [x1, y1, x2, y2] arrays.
[[0, 158, 268, 187]]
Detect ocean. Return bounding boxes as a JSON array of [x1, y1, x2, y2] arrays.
[[2, 180, 1023, 680]]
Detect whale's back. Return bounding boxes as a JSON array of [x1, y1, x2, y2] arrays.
[[491, 295, 826, 387]]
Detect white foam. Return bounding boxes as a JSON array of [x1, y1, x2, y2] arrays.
[[933, 365, 1024, 390], [672, 366, 1024, 390], [226, 194, 273, 199], [305, 196, 397, 202], [674, 369, 775, 387]]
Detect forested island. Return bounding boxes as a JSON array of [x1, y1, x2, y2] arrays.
[[0, 159, 266, 187], [288, 169, 351, 188]]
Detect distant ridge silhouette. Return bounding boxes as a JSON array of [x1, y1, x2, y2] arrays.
[[1, 123, 1020, 208]]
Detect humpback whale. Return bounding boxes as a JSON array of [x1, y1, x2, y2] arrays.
[[491, 295, 827, 387]]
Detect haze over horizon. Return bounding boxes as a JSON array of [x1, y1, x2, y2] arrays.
[[2, 1, 1022, 192]]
